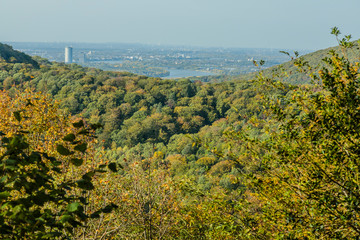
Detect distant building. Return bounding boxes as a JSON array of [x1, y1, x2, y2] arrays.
[[65, 47, 73, 63], [79, 53, 87, 63]]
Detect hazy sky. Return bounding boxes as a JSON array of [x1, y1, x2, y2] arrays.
[[1, 0, 359, 50]]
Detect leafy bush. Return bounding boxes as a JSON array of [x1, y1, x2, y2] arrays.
[[0, 91, 118, 239]]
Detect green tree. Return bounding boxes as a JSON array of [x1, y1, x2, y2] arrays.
[[233, 29, 360, 239]]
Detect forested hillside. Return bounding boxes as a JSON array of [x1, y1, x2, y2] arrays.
[[1, 31, 360, 239], [0, 43, 39, 68], [0, 45, 269, 238]]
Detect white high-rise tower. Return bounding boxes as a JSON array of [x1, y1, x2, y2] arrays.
[[65, 47, 73, 63]]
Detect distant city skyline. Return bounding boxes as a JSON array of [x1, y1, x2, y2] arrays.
[[1, 0, 359, 50]]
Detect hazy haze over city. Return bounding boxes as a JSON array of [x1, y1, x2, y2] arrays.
[[1, 0, 359, 50]]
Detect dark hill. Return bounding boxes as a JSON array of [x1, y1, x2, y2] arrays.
[[0, 43, 39, 68]]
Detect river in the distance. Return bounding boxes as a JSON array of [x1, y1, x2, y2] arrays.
[[162, 69, 215, 79], [87, 61, 215, 79]]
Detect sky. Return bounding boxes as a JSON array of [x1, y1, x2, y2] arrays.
[[1, 0, 359, 50]]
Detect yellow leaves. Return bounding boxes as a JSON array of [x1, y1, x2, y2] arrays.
[[97, 85, 117, 93], [0, 89, 70, 154], [153, 151, 164, 159], [138, 106, 147, 112], [83, 162, 184, 238], [196, 156, 217, 167], [135, 88, 145, 95], [0, 88, 101, 180], [124, 81, 136, 91], [208, 160, 234, 176], [166, 154, 186, 163]]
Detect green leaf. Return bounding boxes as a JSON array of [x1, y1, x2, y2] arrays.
[[90, 123, 103, 130], [52, 160, 62, 166], [70, 158, 83, 167], [108, 162, 118, 172], [0, 176, 8, 183], [279, 51, 290, 57], [74, 143, 87, 153], [70, 140, 81, 145], [60, 214, 72, 223], [76, 179, 94, 190], [331, 26, 340, 36], [56, 145, 73, 156], [18, 130, 29, 134], [102, 205, 113, 213], [82, 171, 95, 181], [0, 191, 10, 200], [42, 153, 56, 162], [29, 152, 41, 163], [79, 197, 87, 204], [63, 133, 76, 142], [67, 202, 81, 213], [32, 193, 47, 206], [12, 205, 22, 215], [90, 211, 101, 218], [9, 136, 21, 147], [72, 120, 84, 128], [13, 111, 21, 122], [102, 203, 118, 213], [35, 217, 45, 222], [52, 167, 61, 173], [77, 130, 89, 135], [5, 159, 17, 165]]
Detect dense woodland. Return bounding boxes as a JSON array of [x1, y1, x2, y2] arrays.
[[1, 29, 360, 239]]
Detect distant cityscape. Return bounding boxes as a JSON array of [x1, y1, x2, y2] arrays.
[[6, 42, 308, 78]]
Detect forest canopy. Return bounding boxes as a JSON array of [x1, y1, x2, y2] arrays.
[[0, 29, 360, 239]]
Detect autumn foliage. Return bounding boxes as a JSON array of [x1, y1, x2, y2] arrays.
[[230, 30, 360, 239], [1, 29, 360, 239]]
